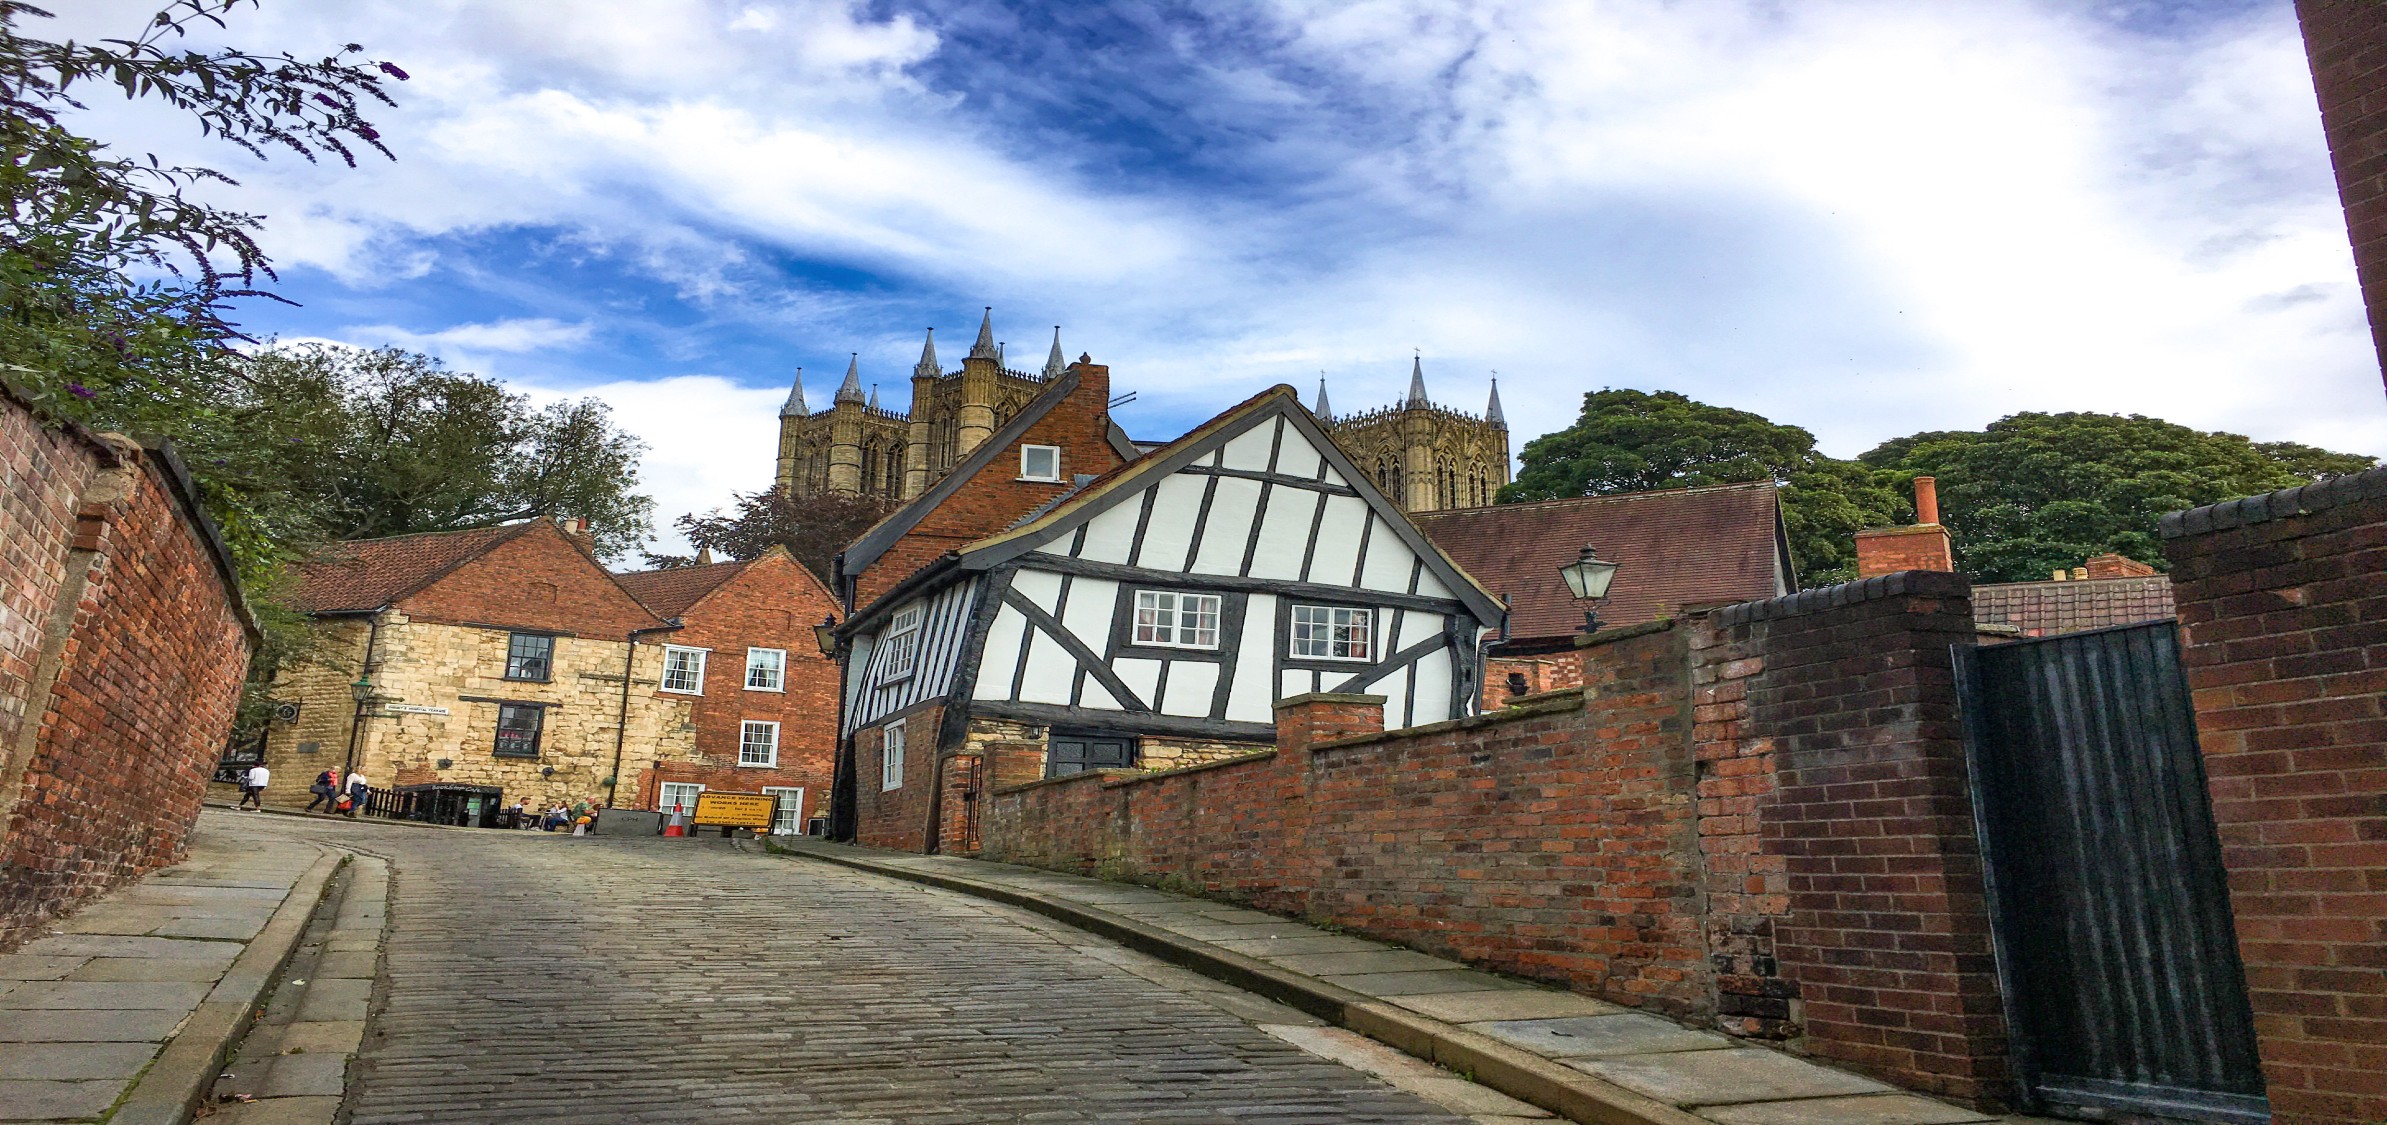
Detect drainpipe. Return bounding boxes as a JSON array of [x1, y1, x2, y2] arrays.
[[609, 622, 679, 809], [342, 608, 389, 779]]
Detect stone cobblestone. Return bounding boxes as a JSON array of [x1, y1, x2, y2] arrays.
[[255, 818, 1470, 1124]]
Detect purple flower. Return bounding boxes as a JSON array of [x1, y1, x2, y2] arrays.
[[355, 124, 379, 141], [66, 383, 93, 400], [314, 92, 340, 109], [378, 61, 410, 80]]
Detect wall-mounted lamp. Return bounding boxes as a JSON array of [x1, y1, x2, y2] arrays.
[[1558, 544, 1621, 635]]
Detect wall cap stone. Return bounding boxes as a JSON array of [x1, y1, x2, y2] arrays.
[[2158, 463, 2387, 539], [1572, 617, 1678, 648], [1713, 569, 1970, 627], [1310, 691, 1583, 754], [1273, 692, 1388, 710]]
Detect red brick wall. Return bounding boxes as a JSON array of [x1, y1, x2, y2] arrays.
[[404, 521, 664, 637], [1854, 524, 1953, 578], [627, 552, 836, 822], [2162, 468, 2387, 1125], [2297, 1, 2387, 389], [0, 394, 254, 950], [853, 364, 1125, 608], [852, 704, 942, 850], [1698, 571, 2007, 1103], [1481, 651, 1584, 711]]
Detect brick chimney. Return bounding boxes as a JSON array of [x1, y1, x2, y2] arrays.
[[2084, 552, 2155, 579], [1853, 475, 1954, 578]]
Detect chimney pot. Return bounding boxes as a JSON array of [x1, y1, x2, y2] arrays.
[[2052, 569, 2067, 581], [1913, 475, 1940, 525], [2071, 566, 2088, 581]]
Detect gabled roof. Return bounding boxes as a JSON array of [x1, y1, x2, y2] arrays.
[[290, 523, 536, 614], [839, 367, 1086, 584], [613, 560, 746, 618], [956, 384, 1505, 624], [1972, 575, 2175, 638], [1411, 482, 1793, 642]]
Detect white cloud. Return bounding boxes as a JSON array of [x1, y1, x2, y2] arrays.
[[514, 374, 787, 559], [347, 318, 596, 355]]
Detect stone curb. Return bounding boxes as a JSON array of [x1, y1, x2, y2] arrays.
[[784, 845, 1708, 1125], [107, 848, 347, 1125]]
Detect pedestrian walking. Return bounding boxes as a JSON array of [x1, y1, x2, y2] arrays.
[[305, 768, 337, 813], [239, 763, 270, 810], [344, 770, 370, 818]]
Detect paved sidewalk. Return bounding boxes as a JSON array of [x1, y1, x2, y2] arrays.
[[203, 853, 390, 1124], [779, 841, 2006, 1125], [0, 810, 341, 1125]]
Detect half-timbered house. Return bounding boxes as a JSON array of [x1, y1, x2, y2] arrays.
[[836, 385, 1504, 851]]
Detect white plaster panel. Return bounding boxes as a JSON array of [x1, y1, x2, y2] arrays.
[[1278, 669, 1308, 700], [1015, 629, 1075, 705], [1010, 568, 1064, 612], [1074, 496, 1145, 564], [1114, 657, 1162, 706], [1188, 477, 1263, 575], [1160, 660, 1219, 717], [1081, 678, 1120, 712], [1412, 566, 1452, 599], [1219, 417, 1280, 471], [1247, 487, 1320, 581], [1409, 651, 1453, 727], [973, 605, 1026, 701], [1306, 495, 1369, 587], [1058, 576, 1116, 653], [1397, 612, 1444, 652], [1135, 475, 1207, 570], [1359, 522, 1418, 591], [1275, 430, 1324, 480], [1370, 668, 1408, 732], [1321, 463, 1349, 489]]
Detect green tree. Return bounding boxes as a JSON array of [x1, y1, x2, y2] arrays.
[[645, 486, 896, 586], [1500, 388, 1901, 586], [1861, 412, 2378, 583], [229, 343, 654, 557]]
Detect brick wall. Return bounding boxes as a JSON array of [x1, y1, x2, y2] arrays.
[[2161, 467, 2387, 1125], [1854, 523, 1954, 578], [852, 364, 1124, 608], [853, 703, 943, 850], [2296, 0, 2387, 388], [1481, 650, 1584, 711], [0, 390, 255, 950], [1697, 571, 2008, 1103]]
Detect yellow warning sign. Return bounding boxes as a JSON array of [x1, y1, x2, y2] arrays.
[[689, 791, 775, 828]]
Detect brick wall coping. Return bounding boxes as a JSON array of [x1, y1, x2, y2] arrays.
[[1711, 569, 1970, 628], [989, 747, 1282, 799], [1310, 690, 1585, 754], [2157, 463, 2387, 539], [1852, 522, 1949, 538], [1571, 617, 1678, 649], [1273, 692, 1388, 710], [989, 766, 1143, 797]]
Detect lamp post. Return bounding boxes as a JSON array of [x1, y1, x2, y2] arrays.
[[1558, 544, 1621, 635], [342, 674, 373, 777]]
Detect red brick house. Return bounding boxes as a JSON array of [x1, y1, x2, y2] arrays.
[[1409, 481, 1795, 705], [614, 547, 840, 834]]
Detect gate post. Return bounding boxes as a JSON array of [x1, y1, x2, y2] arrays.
[[2161, 466, 2387, 1125]]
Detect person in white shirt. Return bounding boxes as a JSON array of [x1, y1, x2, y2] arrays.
[[240, 764, 269, 810], [343, 771, 369, 817]]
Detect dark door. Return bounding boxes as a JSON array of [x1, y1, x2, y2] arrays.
[[1954, 621, 2267, 1125], [1046, 734, 1135, 778]]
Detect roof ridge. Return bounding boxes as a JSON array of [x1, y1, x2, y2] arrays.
[[1415, 479, 1779, 519]]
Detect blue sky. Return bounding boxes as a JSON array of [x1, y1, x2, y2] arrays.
[[60, 0, 2387, 556]]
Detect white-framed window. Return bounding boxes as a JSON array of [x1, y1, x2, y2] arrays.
[[744, 647, 786, 692], [881, 720, 907, 791], [660, 645, 708, 694], [763, 787, 805, 835], [659, 781, 705, 816], [881, 606, 923, 680], [1134, 590, 1222, 648], [739, 720, 780, 767], [1020, 444, 1062, 482], [1291, 604, 1374, 661]]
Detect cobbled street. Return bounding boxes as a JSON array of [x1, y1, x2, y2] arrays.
[[250, 816, 1477, 1124]]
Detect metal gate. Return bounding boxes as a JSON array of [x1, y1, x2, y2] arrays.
[[1953, 621, 2268, 1125]]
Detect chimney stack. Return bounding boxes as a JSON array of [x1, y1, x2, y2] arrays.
[[1914, 475, 1939, 525], [1851, 474, 1955, 579]]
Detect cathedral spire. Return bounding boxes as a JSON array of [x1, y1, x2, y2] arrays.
[[867, 383, 880, 410], [835, 353, 866, 404], [1042, 327, 1067, 379], [1407, 354, 1429, 407], [1486, 376, 1505, 429], [969, 307, 999, 361], [914, 327, 939, 378], [1314, 374, 1333, 422], [779, 366, 806, 417]]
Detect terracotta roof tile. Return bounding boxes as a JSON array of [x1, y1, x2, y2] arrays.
[[1972, 575, 2175, 637], [1412, 483, 1790, 642], [289, 524, 531, 614], [613, 560, 748, 618]]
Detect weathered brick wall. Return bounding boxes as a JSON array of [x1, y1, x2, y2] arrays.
[[853, 704, 943, 850], [1697, 571, 2007, 1103], [853, 364, 1124, 608], [0, 391, 254, 950], [2297, 1, 2387, 387], [2162, 467, 2387, 1125], [1480, 650, 1584, 711], [1853, 524, 1954, 579]]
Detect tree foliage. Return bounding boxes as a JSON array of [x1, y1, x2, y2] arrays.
[[645, 486, 897, 586], [1500, 388, 1902, 586], [1860, 412, 2377, 583]]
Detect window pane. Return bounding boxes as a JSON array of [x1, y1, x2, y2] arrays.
[[740, 722, 777, 766], [494, 704, 543, 758], [506, 633, 553, 681], [745, 649, 784, 690]]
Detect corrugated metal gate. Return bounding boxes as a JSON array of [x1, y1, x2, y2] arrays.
[[1954, 621, 2269, 1124]]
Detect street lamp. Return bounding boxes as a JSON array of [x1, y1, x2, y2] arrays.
[[812, 614, 841, 656], [1558, 544, 1620, 634], [350, 676, 373, 705]]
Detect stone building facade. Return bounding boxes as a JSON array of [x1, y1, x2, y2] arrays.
[[774, 310, 1508, 516]]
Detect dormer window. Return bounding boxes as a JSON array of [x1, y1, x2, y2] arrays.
[[1020, 445, 1061, 482]]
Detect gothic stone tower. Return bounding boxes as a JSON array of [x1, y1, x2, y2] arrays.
[[776, 309, 1065, 501], [1318, 358, 1510, 513]]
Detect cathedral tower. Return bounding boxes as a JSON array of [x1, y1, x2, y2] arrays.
[[1317, 358, 1509, 514]]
